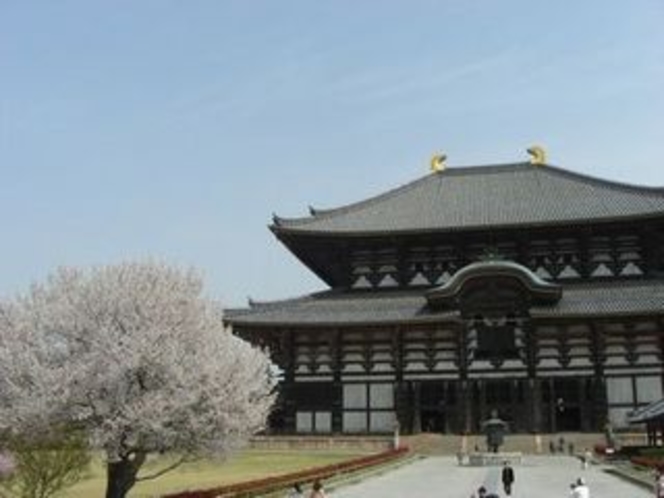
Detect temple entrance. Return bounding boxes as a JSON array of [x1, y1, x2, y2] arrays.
[[556, 406, 581, 431], [418, 381, 455, 433], [471, 379, 524, 432], [542, 378, 586, 432]]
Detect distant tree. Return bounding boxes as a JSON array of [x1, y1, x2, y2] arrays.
[[0, 427, 90, 498], [0, 262, 275, 498]]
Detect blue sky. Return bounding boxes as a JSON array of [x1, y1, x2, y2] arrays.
[[2, 1, 663, 306]]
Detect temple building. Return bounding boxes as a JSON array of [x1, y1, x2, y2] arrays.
[[225, 149, 664, 435]]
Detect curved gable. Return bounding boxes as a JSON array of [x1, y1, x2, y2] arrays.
[[426, 260, 562, 311]]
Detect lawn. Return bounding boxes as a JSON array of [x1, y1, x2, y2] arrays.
[[65, 448, 366, 497]]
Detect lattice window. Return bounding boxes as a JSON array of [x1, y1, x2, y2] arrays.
[[468, 315, 524, 367]]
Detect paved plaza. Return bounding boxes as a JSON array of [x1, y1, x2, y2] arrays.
[[330, 455, 651, 498]]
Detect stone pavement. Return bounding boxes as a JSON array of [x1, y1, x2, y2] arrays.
[[328, 455, 652, 498]]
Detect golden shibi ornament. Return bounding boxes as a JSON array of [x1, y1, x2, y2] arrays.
[[527, 145, 547, 165], [430, 153, 447, 172]]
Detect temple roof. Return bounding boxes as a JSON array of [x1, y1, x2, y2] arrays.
[[272, 163, 664, 236], [629, 399, 664, 424], [225, 279, 664, 328]]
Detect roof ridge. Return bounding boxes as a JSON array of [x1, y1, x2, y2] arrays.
[[244, 289, 339, 310], [271, 160, 664, 235], [540, 163, 664, 194], [274, 162, 534, 228]]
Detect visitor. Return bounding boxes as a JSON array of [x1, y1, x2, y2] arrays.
[[570, 477, 590, 498], [501, 460, 515, 496], [582, 448, 592, 470], [309, 479, 327, 498], [286, 482, 303, 498], [655, 466, 664, 498], [470, 486, 499, 498], [471, 486, 486, 498]]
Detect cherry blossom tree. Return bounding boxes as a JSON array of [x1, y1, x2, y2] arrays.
[[0, 262, 275, 498]]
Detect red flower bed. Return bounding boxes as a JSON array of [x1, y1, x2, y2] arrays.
[[631, 456, 664, 470], [162, 447, 409, 498]]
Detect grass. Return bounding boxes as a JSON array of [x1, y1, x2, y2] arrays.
[[64, 448, 367, 498]]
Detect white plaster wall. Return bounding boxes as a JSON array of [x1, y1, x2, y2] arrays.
[[343, 383, 367, 409], [607, 377, 633, 404], [370, 411, 396, 432], [343, 412, 367, 432], [636, 376, 662, 404], [370, 383, 394, 409]]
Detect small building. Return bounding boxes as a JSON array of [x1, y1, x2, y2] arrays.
[[629, 399, 664, 446], [225, 152, 664, 435]]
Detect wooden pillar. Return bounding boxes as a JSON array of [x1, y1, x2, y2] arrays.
[[579, 228, 591, 278], [412, 381, 422, 433], [509, 379, 519, 430], [478, 379, 487, 428], [548, 378, 557, 433], [525, 320, 541, 432], [455, 320, 472, 433], [392, 326, 409, 432], [331, 328, 343, 433], [590, 322, 608, 431], [281, 328, 297, 433], [579, 377, 589, 432], [527, 378, 543, 433], [456, 380, 472, 434]]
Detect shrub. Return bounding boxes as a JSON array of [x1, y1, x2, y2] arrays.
[[162, 447, 409, 498], [0, 428, 91, 498]]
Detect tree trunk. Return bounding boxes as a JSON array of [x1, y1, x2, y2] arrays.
[[105, 452, 146, 498]]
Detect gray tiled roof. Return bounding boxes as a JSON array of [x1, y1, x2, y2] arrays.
[[225, 280, 664, 327], [629, 399, 664, 424], [273, 163, 664, 235]]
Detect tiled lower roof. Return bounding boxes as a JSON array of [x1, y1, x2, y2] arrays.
[[225, 280, 664, 327], [629, 399, 664, 424]]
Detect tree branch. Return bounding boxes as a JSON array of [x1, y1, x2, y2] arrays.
[[135, 455, 192, 482]]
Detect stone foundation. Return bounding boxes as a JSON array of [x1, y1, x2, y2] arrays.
[[465, 452, 523, 466]]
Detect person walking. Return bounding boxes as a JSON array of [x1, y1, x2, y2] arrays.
[[570, 477, 590, 498], [471, 486, 499, 498], [655, 466, 664, 498], [309, 479, 327, 498], [501, 460, 515, 496], [582, 448, 592, 470], [470, 485, 486, 498], [286, 482, 304, 498]]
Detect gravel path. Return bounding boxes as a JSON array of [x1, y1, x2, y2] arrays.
[[328, 455, 652, 498]]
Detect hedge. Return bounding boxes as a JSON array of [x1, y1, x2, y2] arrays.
[[162, 447, 409, 498]]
